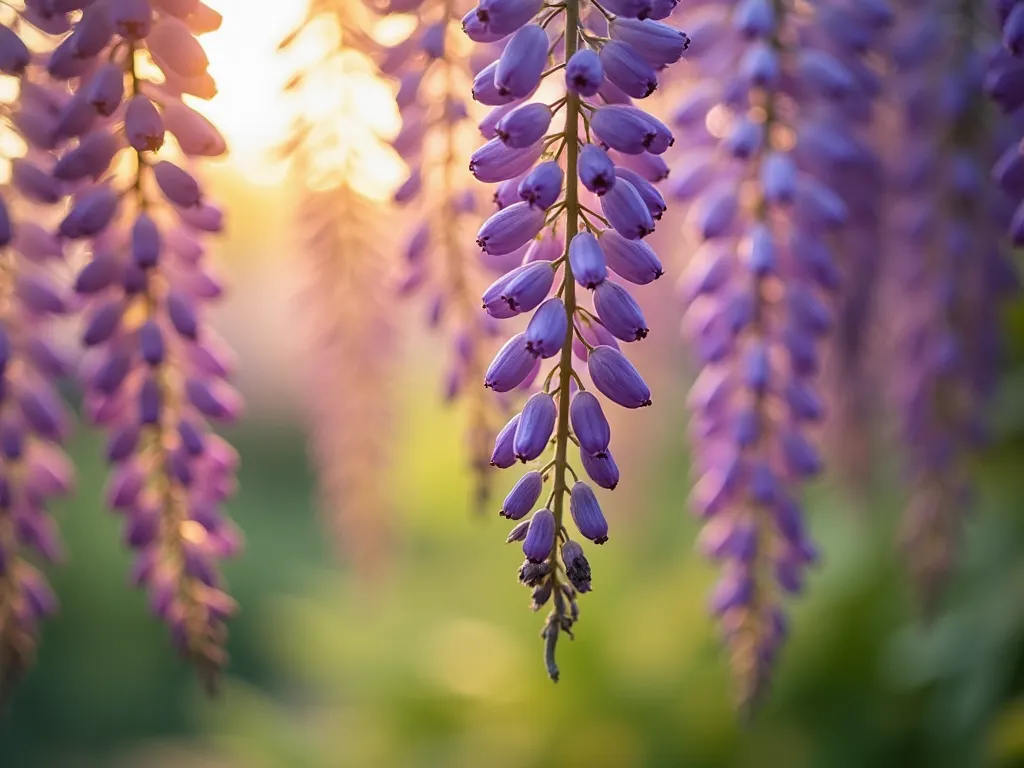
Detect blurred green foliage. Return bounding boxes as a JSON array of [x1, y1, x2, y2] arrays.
[[3, 325, 1024, 767]]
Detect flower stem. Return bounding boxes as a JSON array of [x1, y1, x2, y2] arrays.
[[543, 0, 582, 683]]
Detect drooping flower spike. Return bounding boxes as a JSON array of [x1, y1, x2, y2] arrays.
[[889, 0, 1019, 613], [49, 1, 241, 691], [465, 0, 688, 680], [277, 2, 400, 576], [377, 0, 509, 506], [992, 1, 1024, 247], [674, 0, 887, 708], [0, 4, 78, 700]]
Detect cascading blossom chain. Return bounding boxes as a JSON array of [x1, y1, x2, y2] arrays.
[[0, 4, 77, 692], [0, 0, 237, 695], [51, 0, 240, 690], [673, 0, 887, 707], [279, 1, 400, 576], [464, 0, 688, 679], [380, 0, 508, 505], [889, 0, 1019, 612]]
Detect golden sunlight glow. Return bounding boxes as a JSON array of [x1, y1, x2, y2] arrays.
[[192, 0, 310, 184], [195, 0, 405, 196]]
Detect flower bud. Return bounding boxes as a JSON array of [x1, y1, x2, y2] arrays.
[[86, 63, 125, 116], [614, 167, 665, 220], [568, 232, 608, 289], [132, 213, 161, 269], [473, 0, 544, 37], [477, 202, 547, 255], [502, 261, 555, 312], [610, 18, 690, 67], [592, 105, 673, 156], [525, 297, 568, 358], [110, 0, 154, 40], [561, 539, 592, 592], [495, 103, 552, 148], [501, 471, 544, 519], [139, 375, 162, 425], [149, 16, 210, 78], [495, 24, 548, 98], [598, 229, 663, 284], [569, 482, 608, 543], [566, 49, 603, 96], [600, 41, 657, 98], [470, 137, 545, 183], [54, 131, 121, 182], [11, 159, 62, 205], [506, 518, 532, 542], [579, 144, 617, 196], [570, 391, 610, 457], [518, 161, 563, 209], [485, 333, 535, 392], [581, 448, 619, 490], [594, 280, 648, 341], [125, 95, 165, 152], [588, 345, 651, 407], [0, 26, 29, 76], [139, 321, 165, 366], [601, 177, 655, 239], [82, 300, 124, 346], [59, 185, 119, 238], [491, 413, 521, 468], [513, 392, 557, 462], [762, 151, 797, 205], [522, 508, 555, 562], [154, 161, 202, 208]]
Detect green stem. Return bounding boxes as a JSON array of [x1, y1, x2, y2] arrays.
[[543, 0, 581, 682]]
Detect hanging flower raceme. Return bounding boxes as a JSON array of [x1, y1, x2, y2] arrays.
[[465, 0, 687, 680], [49, 0, 240, 690], [891, 0, 1017, 613], [279, 2, 398, 576], [991, 1, 1024, 247], [379, 0, 507, 505], [0, 207, 73, 696], [0, 6, 77, 699], [673, 0, 885, 708], [1000, 0, 1024, 53], [801, 0, 889, 484]]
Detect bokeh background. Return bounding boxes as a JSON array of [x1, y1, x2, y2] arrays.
[[3, 2, 1024, 766]]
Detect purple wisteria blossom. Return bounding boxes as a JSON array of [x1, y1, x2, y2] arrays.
[[992, 1, 1024, 247], [889, 0, 1018, 612], [1000, 0, 1024, 54], [675, 0, 885, 707], [465, 0, 687, 680], [378, 0, 507, 506], [279, 3, 398, 576], [44, 0, 240, 690], [0, 6, 75, 699], [0, 203, 74, 696]]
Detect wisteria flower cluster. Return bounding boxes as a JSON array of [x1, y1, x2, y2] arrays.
[[673, 0, 888, 705], [464, 0, 688, 679], [378, 0, 508, 504], [279, 1, 400, 576], [0, 0, 238, 694], [886, 0, 1020, 611]]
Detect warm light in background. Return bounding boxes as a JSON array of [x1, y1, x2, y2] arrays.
[[193, 0, 309, 185], [195, 0, 405, 197]]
